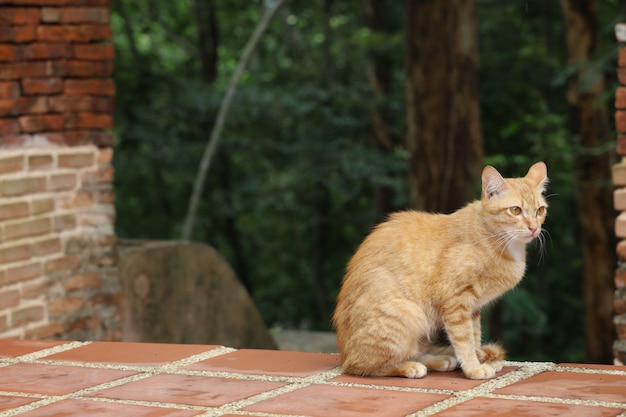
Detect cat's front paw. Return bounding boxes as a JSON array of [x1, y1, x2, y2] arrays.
[[464, 363, 496, 380], [398, 361, 428, 378]]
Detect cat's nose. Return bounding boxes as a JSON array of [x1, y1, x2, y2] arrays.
[[528, 226, 537, 234]]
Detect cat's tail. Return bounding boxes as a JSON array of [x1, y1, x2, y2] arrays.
[[476, 342, 506, 363]]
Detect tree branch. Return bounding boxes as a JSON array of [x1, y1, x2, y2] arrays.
[[182, 0, 287, 240]]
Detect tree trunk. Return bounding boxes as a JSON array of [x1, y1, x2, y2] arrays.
[[404, 0, 483, 213], [195, 0, 219, 84], [561, 0, 616, 363], [363, 0, 401, 220]]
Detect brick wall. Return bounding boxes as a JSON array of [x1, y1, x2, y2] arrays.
[[0, 0, 119, 340], [614, 24, 626, 365]]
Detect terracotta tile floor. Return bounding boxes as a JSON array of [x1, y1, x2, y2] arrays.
[[0, 340, 623, 416]]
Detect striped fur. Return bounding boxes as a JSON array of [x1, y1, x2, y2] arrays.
[[333, 163, 548, 380]]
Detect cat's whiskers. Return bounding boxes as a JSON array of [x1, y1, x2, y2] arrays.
[[480, 230, 517, 261], [534, 228, 550, 264]]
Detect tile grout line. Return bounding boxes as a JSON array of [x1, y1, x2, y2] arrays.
[[405, 362, 556, 417], [553, 365, 626, 376], [321, 379, 456, 395], [0, 369, 155, 417], [0, 341, 91, 365], [483, 392, 626, 410], [202, 367, 346, 417], [162, 346, 238, 370]]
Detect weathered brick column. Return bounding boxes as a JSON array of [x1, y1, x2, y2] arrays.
[[0, 1, 119, 340], [613, 24, 626, 365]]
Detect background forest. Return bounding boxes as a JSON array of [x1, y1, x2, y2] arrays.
[[111, 0, 624, 363]]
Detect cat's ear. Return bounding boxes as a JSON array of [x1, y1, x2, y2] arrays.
[[481, 165, 506, 200], [525, 162, 548, 193]]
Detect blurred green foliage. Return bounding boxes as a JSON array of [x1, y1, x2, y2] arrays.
[[112, 0, 623, 362]]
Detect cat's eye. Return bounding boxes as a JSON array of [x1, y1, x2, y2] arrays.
[[536, 206, 546, 216], [509, 206, 522, 216]]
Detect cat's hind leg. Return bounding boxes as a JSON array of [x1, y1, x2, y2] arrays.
[[339, 298, 432, 378], [418, 345, 458, 372], [371, 361, 427, 378]]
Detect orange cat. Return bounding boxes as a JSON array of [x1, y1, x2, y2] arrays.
[[333, 162, 548, 380]]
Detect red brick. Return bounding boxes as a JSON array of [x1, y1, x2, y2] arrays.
[[65, 0, 113, 5], [87, 130, 115, 146], [25, 322, 63, 339], [62, 190, 95, 209], [0, 154, 24, 174], [45, 254, 81, 274], [22, 281, 45, 299], [3, 8, 41, 25], [64, 79, 114, 96], [0, 176, 46, 196], [98, 189, 114, 204], [73, 44, 114, 61], [615, 188, 626, 210], [617, 269, 626, 288], [0, 81, 20, 99], [0, 118, 21, 135], [0, 202, 29, 221], [0, 62, 49, 80], [0, 97, 48, 116], [0, 100, 15, 116], [617, 111, 626, 132], [35, 25, 65, 42], [30, 198, 54, 214], [617, 212, 626, 238], [19, 114, 65, 132], [22, 77, 62, 94], [59, 7, 110, 24], [614, 162, 626, 186], [618, 134, 626, 156], [0, 26, 36, 43], [28, 155, 54, 172], [620, 47, 626, 67], [66, 112, 113, 129], [616, 323, 626, 340], [618, 88, 626, 110], [0, 46, 16, 62], [62, 130, 90, 146], [18, 43, 73, 60], [49, 296, 84, 314], [0, 134, 31, 147], [0, 290, 20, 310], [31, 237, 61, 256], [0, 244, 31, 264], [98, 147, 113, 163], [36, 24, 112, 42], [12, 306, 44, 326], [54, 60, 114, 78], [40, 7, 60, 22], [5, 263, 40, 284], [5, 217, 52, 241], [50, 173, 77, 191], [58, 150, 95, 168], [65, 273, 102, 291], [48, 95, 113, 113], [54, 213, 77, 231], [619, 68, 626, 86], [3, 0, 71, 4], [82, 165, 113, 185]]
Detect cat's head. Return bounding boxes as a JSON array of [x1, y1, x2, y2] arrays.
[[480, 162, 548, 244]]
